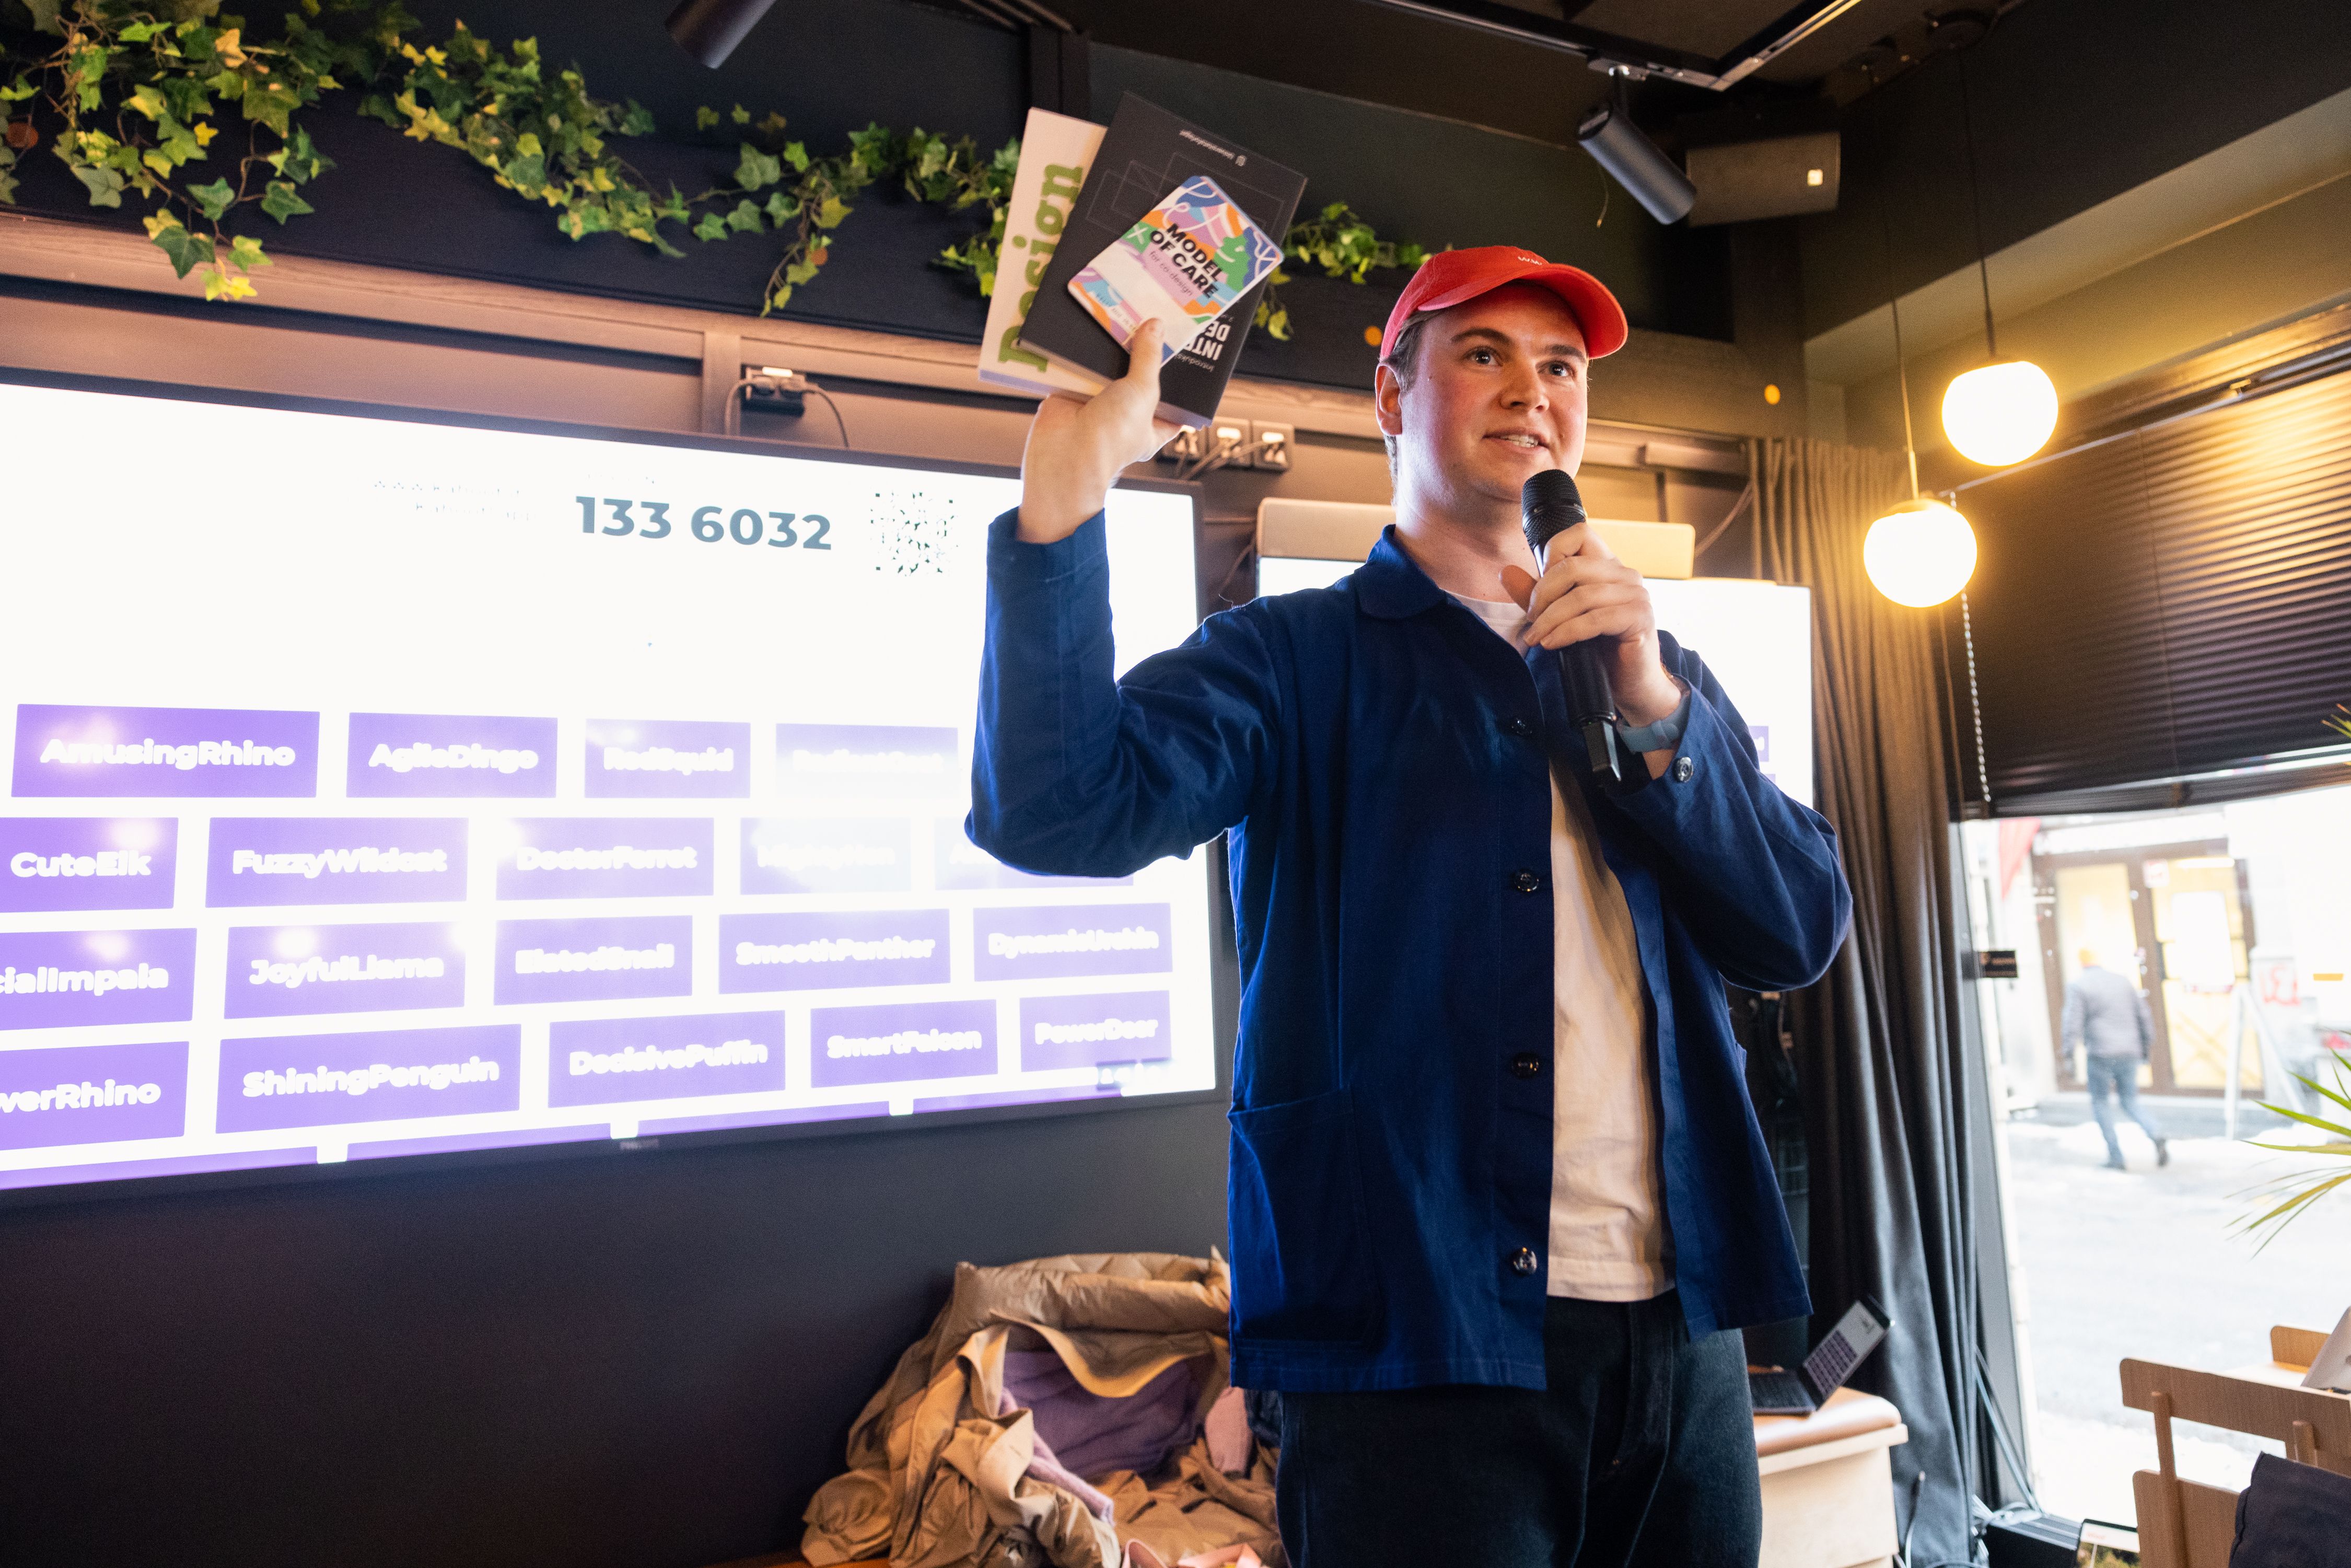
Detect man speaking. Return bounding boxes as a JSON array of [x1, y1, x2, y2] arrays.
[[970, 248, 1852, 1566]]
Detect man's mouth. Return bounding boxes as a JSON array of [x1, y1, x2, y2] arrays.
[[1489, 434, 1546, 451]]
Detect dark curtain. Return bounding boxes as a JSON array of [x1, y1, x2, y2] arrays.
[[1756, 438, 1988, 1564]]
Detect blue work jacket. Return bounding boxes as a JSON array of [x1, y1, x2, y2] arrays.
[[969, 512, 1852, 1392]]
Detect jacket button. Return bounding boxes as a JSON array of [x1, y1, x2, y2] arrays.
[[1672, 757, 1695, 784], [1508, 1248, 1540, 1276], [1506, 717, 1534, 738], [1511, 868, 1543, 895], [1510, 1053, 1543, 1079]]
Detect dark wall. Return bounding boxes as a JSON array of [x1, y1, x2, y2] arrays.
[[1797, 0, 2351, 340], [0, 1098, 1230, 1568], [3, 0, 1732, 379]]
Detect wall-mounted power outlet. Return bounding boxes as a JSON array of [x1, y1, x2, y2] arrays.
[[1248, 421, 1294, 472]]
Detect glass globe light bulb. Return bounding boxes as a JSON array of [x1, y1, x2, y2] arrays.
[[1941, 359, 2058, 467], [1864, 497, 1978, 608]]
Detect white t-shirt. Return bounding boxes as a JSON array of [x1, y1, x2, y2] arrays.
[[1454, 594, 1672, 1301]]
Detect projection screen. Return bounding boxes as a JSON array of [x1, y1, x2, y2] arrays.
[[0, 380, 1221, 1198]]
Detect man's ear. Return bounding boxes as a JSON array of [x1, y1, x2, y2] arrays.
[[1374, 363, 1406, 440]]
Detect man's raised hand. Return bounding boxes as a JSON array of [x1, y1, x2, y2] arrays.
[[1017, 319, 1186, 543]]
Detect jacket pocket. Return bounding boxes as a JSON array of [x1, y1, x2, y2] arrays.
[[1226, 1087, 1378, 1344]]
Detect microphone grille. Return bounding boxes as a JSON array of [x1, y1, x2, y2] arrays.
[[1520, 469, 1586, 554]]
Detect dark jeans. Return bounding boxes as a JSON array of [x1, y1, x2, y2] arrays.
[[2085, 1054, 2165, 1162], [1275, 1292, 1762, 1567]]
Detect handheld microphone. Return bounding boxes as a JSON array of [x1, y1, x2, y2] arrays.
[[1520, 469, 1627, 789]]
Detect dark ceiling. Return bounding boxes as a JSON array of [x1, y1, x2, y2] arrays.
[[936, 0, 1988, 146]]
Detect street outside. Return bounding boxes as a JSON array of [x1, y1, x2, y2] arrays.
[[2001, 1094, 2351, 1525]]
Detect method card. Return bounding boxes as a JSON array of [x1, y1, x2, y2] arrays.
[[1066, 175, 1284, 364]]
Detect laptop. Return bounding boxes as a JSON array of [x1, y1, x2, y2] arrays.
[[1749, 1298, 1891, 1415]]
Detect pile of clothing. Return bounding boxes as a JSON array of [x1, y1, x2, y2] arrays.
[[800, 1251, 1281, 1568]]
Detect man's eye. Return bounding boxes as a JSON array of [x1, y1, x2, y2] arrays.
[[1469, 347, 1495, 364]]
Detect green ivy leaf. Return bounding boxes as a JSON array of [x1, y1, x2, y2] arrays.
[[763, 189, 795, 224], [260, 179, 313, 221], [765, 283, 792, 312], [733, 142, 781, 191], [728, 103, 749, 125], [814, 195, 848, 229], [781, 140, 809, 173], [724, 197, 762, 234], [0, 144, 18, 205], [187, 176, 237, 220], [693, 106, 719, 132], [502, 153, 544, 189], [620, 101, 654, 137], [783, 259, 818, 287], [68, 160, 127, 208], [21, 0, 64, 34], [228, 233, 269, 270], [143, 213, 212, 276], [692, 210, 727, 242], [126, 85, 170, 121], [1, 76, 37, 103]]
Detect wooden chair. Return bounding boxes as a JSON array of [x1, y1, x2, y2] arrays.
[[2121, 1325, 2351, 1568]]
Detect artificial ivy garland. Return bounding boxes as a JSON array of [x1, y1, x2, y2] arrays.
[[0, 0, 1427, 338]]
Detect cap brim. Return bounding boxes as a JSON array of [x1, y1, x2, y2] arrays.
[[1411, 264, 1629, 359]]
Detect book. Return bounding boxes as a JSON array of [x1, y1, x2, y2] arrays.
[[975, 108, 1110, 401], [1066, 175, 1285, 365], [1017, 94, 1306, 428]]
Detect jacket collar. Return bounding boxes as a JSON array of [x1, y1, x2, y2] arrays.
[[1353, 525, 1450, 619]]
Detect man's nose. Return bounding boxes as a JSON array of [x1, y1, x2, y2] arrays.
[[1501, 362, 1548, 410]]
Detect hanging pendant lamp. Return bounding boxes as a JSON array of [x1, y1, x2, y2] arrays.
[[1866, 199, 1977, 609], [1941, 53, 2056, 467]]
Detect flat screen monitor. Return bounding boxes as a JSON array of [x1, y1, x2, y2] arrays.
[[0, 379, 1221, 1198]]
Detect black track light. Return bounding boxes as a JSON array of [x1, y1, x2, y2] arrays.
[[1576, 71, 1696, 225], [665, 0, 777, 68]]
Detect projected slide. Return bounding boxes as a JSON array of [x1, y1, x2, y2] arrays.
[[0, 383, 1214, 1194]]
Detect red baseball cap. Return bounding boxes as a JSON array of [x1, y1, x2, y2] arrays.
[[1380, 246, 1629, 362]]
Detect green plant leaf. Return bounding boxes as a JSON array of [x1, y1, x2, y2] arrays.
[[228, 233, 269, 270], [67, 160, 126, 208], [692, 210, 726, 242], [0, 144, 18, 206], [784, 259, 818, 286], [814, 195, 848, 229], [260, 179, 313, 221], [620, 100, 654, 137], [782, 140, 809, 173], [763, 189, 795, 224], [765, 283, 792, 313], [126, 85, 170, 121], [724, 197, 763, 234], [729, 102, 749, 124], [694, 105, 718, 131], [143, 212, 212, 276], [21, 0, 63, 34], [734, 142, 782, 191], [187, 176, 237, 219]]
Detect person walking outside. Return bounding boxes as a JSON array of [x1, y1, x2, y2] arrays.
[[2063, 948, 2169, 1171], [970, 249, 1853, 1566]]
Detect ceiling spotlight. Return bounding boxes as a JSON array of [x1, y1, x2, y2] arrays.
[[1577, 71, 1696, 225], [665, 0, 777, 68]]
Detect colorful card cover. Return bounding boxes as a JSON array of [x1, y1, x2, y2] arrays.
[[1066, 176, 1285, 365]]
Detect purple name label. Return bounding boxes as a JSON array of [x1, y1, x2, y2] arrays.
[[1019, 991, 1175, 1071], [0, 1040, 188, 1151], [494, 818, 714, 901], [719, 909, 950, 994], [972, 903, 1174, 981], [548, 1011, 789, 1107], [224, 921, 467, 1019], [494, 915, 693, 1006], [809, 998, 998, 1089], [775, 724, 960, 800], [0, 927, 197, 1030], [586, 719, 751, 799], [936, 825, 1132, 891], [740, 817, 913, 895], [13, 704, 317, 798], [217, 1024, 521, 1133], [207, 818, 469, 908], [2, 818, 178, 913], [347, 713, 556, 799]]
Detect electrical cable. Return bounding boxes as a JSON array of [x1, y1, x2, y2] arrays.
[[1691, 474, 1755, 559], [807, 388, 851, 449]]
